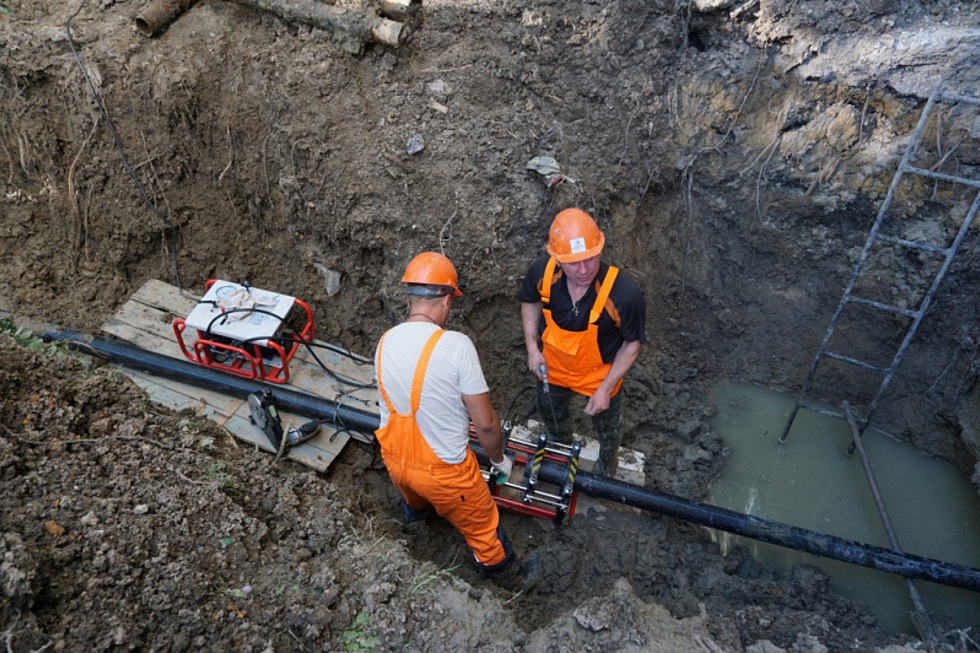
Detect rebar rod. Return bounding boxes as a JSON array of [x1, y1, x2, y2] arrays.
[[843, 401, 929, 618]]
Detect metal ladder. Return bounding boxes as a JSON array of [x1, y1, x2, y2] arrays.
[[779, 83, 980, 442]]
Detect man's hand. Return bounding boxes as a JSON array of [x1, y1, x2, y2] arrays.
[[528, 349, 547, 377], [490, 455, 514, 485], [584, 386, 611, 416]]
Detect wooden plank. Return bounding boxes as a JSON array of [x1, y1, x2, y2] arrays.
[[124, 367, 347, 472], [130, 279, 198, 315], [102, 316, 183, 358], [110, 300, 184, 342], [124, 368, 246, 418]]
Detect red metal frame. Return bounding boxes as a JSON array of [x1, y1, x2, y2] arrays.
[[172, 280, 315, 384], [475, 436, 578, 522]]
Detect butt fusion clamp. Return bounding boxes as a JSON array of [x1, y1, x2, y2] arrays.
[[475, 429, 581, 524], [554, 442, 582, 525], [522, 433, 548, 504]]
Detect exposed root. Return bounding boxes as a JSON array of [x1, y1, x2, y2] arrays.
[[68, 116, 101, 265]]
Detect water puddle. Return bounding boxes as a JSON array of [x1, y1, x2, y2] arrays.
[[705, 379, 980, 635]]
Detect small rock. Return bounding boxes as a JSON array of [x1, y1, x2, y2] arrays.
[[407, 133, 424, 155], [44, 520, 65, 536], [427, 79, 451, 96], [133, 504, 150, 515]]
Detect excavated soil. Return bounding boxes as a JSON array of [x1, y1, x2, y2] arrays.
[[2, 0, 979, 650]]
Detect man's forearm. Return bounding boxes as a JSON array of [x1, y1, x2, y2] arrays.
[[521, 302, 542, 354], [474, 425, 504, 463], [597, 340, 642, 394]]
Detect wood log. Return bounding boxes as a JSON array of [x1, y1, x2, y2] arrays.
[[225, 0, 408, 49], [380, 0, 418, 22]]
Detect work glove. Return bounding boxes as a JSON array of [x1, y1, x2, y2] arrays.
[[489, 455, 514, 486]]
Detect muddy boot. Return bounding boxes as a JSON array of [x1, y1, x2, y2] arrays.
[[592, 454, 619, 478], [487, 552, 543, 593], [482, 554, 523, 590]]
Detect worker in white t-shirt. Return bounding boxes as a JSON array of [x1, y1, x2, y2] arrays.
[[374, 252, 515, 573]]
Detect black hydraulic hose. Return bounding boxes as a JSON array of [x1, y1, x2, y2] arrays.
[[46, 330, 980, 594], [45, 331, 380, 435]]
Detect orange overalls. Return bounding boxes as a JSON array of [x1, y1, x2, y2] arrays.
[[375, 328, 509, 568], [540, 257, 622, 397]]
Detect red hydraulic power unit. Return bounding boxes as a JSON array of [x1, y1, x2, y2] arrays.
[[173, 279, 314, 384]]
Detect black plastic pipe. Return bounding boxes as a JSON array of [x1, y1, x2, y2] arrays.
[[48, 331, 980, 594], [466, 448, 980, 595], [45, 331, 380, 436]]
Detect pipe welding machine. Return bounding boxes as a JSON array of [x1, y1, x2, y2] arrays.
[[473, 423, 582, 525], [173, 279, 314, 384]]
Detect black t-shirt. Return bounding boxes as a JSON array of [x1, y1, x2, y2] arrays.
[[515, 256, 647, 364]]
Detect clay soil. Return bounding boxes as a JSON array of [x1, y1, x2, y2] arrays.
[[2, 0, 980, 650]]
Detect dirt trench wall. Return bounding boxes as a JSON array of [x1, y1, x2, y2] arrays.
[[657, 1, 980, 476], [1, 0, 979, 483]]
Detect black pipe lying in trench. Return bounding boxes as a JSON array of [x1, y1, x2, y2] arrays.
[[46, 330, 381, 435], [46, 331, 980, 594]]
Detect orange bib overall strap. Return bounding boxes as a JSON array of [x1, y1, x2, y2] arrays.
[[375, 328, 447, 468], [540, 258, 622, 398], [375, 327, 508, 568]]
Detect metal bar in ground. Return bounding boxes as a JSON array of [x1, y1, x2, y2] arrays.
[[777, 82, 943, 443], [846, 296, 918, 317], [937, 91, 980, 105], [875, 233, 947, 255], [799, 400, 845, 420], [823, 351, 889, 372], [843, 402, 933, 637], [904, 164, 980, 190]]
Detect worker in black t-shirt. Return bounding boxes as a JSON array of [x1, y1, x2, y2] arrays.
[[516, 208, 647, 476]]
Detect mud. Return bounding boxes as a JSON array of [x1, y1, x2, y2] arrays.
[[2, 0, 979, 649]]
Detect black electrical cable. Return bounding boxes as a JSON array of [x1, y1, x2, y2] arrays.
[[66, 0, 183, 292], [200, 306, 377, 389], [196, 299, 371, 367], [503, 385, 535, 422]]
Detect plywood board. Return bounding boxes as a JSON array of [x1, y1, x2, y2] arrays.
[[102, 280, 375, 472]]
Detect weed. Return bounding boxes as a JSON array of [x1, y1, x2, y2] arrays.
[[341, 611, 378, 652], [201, 463, 242, 492], [408, 565, 460, 596], [0, 321, 97, 370], [226, 587, 251, 601], [272, 579, 318, 600]]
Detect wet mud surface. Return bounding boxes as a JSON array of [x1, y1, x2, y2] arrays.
[[2, 0, 979, 649]]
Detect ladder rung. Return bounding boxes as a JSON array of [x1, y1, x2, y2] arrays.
[[875, 233, 947, 254], [846, 296, 917, 317], [903, 164, 980, 190], [799, 401, 845, 420], [937, 92, 980, 106], [823, 350, 889, 372]]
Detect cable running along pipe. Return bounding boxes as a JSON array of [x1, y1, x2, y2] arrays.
[[48, 332, 980, 595]]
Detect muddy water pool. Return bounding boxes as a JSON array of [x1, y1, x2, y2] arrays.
[[705, 379, 980, 635]]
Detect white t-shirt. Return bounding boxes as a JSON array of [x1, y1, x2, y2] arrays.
[[375, 322, 490, 464]]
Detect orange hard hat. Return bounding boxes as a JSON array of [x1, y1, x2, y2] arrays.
[[401, 252, 463, 297], [547, 208, 605, 263]]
